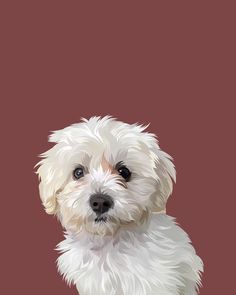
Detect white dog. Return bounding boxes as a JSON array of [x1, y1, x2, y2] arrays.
[[36, 116, 203, 295]]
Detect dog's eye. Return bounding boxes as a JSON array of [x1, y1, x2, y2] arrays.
[[117, 166, 131, 181], [73, 167, 84, 180]]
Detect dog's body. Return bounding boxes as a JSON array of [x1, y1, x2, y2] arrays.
[[37, 116, 203, 295], [58, 214, 202, 295]]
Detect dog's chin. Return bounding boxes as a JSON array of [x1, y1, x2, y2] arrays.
[[83, 215, 119, 236], [83, 212, 149, 236]]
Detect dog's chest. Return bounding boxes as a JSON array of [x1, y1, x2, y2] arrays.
[[57, 220, 186, 295]]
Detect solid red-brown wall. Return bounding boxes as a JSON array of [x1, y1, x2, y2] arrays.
[[1, 1, 235, 294]]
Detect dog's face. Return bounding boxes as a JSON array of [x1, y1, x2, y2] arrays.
[[36, 116, 175, 235]]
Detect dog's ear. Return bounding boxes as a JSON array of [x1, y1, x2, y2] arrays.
[[36, 146, 61, 215], [36, 127, 74, 215], [150, 142, 176, 213]]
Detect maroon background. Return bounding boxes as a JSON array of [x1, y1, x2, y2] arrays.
[[1, 1, 235, 294]]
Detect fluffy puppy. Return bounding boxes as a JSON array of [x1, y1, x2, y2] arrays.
[[36, 116, 203, 295]]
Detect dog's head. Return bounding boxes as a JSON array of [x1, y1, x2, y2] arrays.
[[36, 116, 175, 235]]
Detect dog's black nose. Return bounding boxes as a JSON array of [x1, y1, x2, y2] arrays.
[[89, 194, 114, 215]]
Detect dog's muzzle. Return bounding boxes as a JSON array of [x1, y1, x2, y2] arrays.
[[89, 193, 114, 215]]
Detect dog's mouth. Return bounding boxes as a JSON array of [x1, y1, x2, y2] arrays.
[[95, 216, 107, 223]]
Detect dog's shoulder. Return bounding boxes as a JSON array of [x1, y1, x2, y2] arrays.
[[148, 213, 192, 244]]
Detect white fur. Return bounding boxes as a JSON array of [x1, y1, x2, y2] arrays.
[[36, 116, 203, 295]]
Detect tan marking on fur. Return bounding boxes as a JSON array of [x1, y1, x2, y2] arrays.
[[101, 156, 114, 172], [101, 156, 127, 188]]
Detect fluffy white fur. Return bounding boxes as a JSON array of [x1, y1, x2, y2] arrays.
[[36, 116, 203, 295]]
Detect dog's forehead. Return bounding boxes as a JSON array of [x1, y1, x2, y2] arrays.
[[68, 125, 147, 157], [76, 142, 130, 167]]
